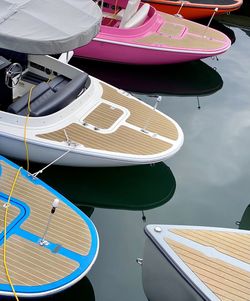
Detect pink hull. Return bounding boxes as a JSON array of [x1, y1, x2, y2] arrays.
[[74, 5, 230, 65], [75, 39, 223, 65]]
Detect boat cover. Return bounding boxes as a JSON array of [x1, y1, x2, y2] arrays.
[[0, 0, 102, 54]]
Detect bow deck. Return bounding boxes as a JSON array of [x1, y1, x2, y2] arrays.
[[0, 157, 98, 296]]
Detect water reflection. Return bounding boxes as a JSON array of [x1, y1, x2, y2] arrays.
[[2, 277, 94, 301], [215, 14, 250, 34], [71, 58, 223, 97], [23, 162, 176, 212], [236, 204, 250, 230]]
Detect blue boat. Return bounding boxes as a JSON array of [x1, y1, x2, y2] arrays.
[[0, 155, 99, 297]]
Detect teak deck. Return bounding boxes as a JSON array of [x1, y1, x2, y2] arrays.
[[38, 83, 179, 156], [0, 157, 98, 296], [165, 228, 250, 301], [136, 13, 228, 50]]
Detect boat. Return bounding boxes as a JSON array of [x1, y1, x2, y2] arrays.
[[71, 58, 223, 96], [0, 0, 183, 167], [142, 0, 243, 20], [140, 224, 250, 301], [24, 161, 176, 211], [0, 155, 99, 297], [74, 0, 231, 65]]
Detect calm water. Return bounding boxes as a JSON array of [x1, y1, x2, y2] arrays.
[[13, 17, 250, 301]]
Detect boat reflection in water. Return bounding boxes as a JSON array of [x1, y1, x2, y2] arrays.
[[197, 19, 236, 45], [236, 204, 250, 230], [71, 58, 223, 97], [1, 277, 95, 301], [21, 161, 176, 214], [215, 13, 250, 38]]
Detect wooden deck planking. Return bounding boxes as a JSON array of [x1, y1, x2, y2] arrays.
[[0, 200, 20, 233], [0, 161, 91, 256], [160, 13, 229, 41], [0, 235, 78, 285], [170, 229, 250, 264], [100, 83, 179, 141], [136, 34, 225, 50], [38, 124, 172, 155], [135, 12, 228, 49], [84, 103, 124, 129], [159, 23, 185, 36], [165, 238, 250, 301]]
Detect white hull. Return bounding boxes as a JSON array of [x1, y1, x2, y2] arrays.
[[0, 134, 166, 167], [0, 54, 183, 167]]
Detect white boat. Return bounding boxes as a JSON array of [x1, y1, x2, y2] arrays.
[[141, 224, 250, 301], [0, 1, 183, 167]]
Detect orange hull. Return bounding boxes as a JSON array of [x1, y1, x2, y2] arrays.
[[144, 0, 243, 19]]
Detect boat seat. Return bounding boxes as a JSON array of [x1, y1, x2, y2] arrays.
[[7, 73, 89, 117], [48, 75, 70, 91], [119, 0, 140, 28], [7, 82, 54, 114], [123, 3, 150, 29]]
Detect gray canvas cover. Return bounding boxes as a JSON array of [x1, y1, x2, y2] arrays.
[[0, 0, 102, 54]]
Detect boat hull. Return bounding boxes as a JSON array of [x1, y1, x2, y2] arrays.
[[142, 225, 250, 301], [143, 0, 243, 19], [74, 7, 231, 65], [0, 134, 176, 167], [142, 237, 204, 301], [74, 39, 220, 65]]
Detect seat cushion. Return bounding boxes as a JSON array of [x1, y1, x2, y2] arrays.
[[7, 82, 53, 114]]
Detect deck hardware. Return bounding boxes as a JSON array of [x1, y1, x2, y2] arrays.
[[39, 198, 60, 246], [64, 129, 71, 146], [142, 95, 162, 132], [175, 1, 185, 18], [141, 128, 149, 134], [154, 226, 162, 233], [203, 8, 218, 38], [136, 258, 143, 265]]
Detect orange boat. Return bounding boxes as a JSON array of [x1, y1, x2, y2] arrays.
[[142, 0, 243, 19]]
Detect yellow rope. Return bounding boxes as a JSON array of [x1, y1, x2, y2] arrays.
[[24, 85, 35, 172], [3, 167, 22, 301]]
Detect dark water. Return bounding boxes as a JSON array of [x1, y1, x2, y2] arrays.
[[11, 17, 250, 301]]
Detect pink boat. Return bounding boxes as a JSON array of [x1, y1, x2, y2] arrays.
[[74, 0, 231, 65]]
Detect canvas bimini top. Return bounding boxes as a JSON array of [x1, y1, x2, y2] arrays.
[[0, 0, 102, 54], [0, 155, 99, 297]]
